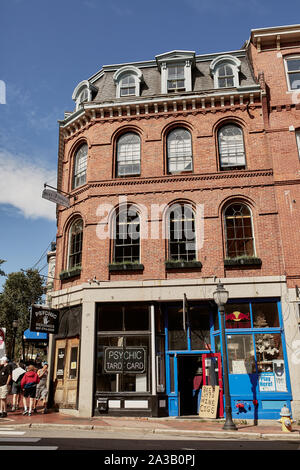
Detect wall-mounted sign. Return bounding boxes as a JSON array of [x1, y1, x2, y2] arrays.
[[104, 347, 147, 374], [30, 305, 59, 334], [42, 188, 70, 208], [199, 385, 220, 419]]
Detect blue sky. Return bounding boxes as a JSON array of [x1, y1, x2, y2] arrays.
[[1, 0, 300, 289]]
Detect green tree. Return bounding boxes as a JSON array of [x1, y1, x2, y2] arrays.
[[0, 259, 5, 277], [0, 269, 44, 360]]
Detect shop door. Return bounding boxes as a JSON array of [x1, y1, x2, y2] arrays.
[[53, 338, 80, 409], [202, 353, 224, 418]]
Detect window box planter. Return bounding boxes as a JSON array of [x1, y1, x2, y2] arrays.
[[59, 267, 82, 280], [165, 260, 202, 270], [224, 257, 262, 267], [108, 262, 144, 272]]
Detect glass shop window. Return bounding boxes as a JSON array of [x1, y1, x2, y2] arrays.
[[97, 303, 149, 331], [227, 334, 256, 374], [168, 306, 187, 350], [252, 302, 279, 328], [225, 303, 251, 329], [255, 332, 283, 373], [96, 335, 150, 393], [69, 347, 78, 379], [189, 304, 212, 350]]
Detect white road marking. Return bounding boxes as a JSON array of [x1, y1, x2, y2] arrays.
[[0, 431, 25, 436], [0, 446, 58, 450], [0, 438, 41, 443]]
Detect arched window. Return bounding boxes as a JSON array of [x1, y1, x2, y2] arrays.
[[113, 66, 143, 98], [218, 124, 246, 169], [68, 219, 83, 269], [224, 203, 255, 259], [167, 128, 193, 173], [116, 133, 141, 177], [210, 55, 241, 89], [168, 204, 196, 261], [217, 64, 234, 88], [119, 73, 136, 96], [113, 207, 140, 263], [73, 143, 88, 189]]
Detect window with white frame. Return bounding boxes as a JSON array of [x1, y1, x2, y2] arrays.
[[285, 57, 300, 90], [116, 133, 141, 177], [167, 64, 185, 92], [167, 128, 193, 173], [210, 55, 241, 89], [113, 66, 143, 98], [217, 64, 235, 88], [218, 124, 246, 169], [73, 143, 88, 189], [119, 73, 136, 96]]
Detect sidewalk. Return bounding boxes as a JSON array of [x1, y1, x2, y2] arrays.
[[1, 406, 300, 440]]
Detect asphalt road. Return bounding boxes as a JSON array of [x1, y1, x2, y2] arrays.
[[0, 428, 299, 459]]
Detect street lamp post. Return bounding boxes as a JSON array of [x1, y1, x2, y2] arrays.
[[12, 319, 18, 360], [213, 282, 237, 431]]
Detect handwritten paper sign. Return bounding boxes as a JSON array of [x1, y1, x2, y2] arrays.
[[199, 385, 220, 419]]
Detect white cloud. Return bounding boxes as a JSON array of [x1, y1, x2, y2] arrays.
[[0, 150, 57, 221]]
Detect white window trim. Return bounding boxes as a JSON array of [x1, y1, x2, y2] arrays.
[[160, 60, 193, 94], [210, 55, 241, 89], [72, 80, 98, 111], [113, 66, 143, 98], [284, 55, 300, 92]]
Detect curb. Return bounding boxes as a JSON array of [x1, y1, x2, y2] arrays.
[[4, 422, 300, 440]]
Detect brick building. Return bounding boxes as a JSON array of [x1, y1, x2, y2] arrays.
[[48, 24, 300, 420]]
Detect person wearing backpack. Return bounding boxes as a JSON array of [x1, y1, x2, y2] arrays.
[[21, 365, 40, 416]]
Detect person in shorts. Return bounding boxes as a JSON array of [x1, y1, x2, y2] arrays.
[[0, 357, 12, 418], [34, 362, 49, 414], [11, 361, 26, 411], [21, 365, 40, 416]]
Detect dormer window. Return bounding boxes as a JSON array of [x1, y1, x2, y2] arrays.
[[113, 66, 143, 98], [120, 74, 136, 96], [72, 80, 98, 111], [210, 55, 241, 89], [156, 51, 195, 94], [167, 65, 185, 92]]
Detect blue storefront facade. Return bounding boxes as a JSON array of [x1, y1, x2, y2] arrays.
[[164, 298, 292, 420]]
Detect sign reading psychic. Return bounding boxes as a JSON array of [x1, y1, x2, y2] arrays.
[[104, 347, 147, 374], [30, 305, 59, 334]]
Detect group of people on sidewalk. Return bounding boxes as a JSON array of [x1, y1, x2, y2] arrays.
[[0, 356, 49, 418]]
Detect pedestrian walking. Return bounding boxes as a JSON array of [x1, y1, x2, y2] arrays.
[[11, 361, 26, 412], [0, 357, 12, 418], [34, 362, 49, 414], [21, 364, 40, 416]]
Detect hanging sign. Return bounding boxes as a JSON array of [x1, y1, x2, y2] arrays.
[[42, 188, 70, 208], [199, 385, 220, 419], [104, 347, 147, 374], [30, 305, 59, 334]]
